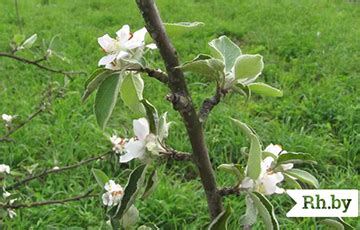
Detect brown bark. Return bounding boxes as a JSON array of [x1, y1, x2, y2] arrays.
[[135, 0, 224, 220]]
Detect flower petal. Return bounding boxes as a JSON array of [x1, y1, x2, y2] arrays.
[[146, 43, 157, 50], [240, 177, 254, 189], [98, 54, 116, 66], [264, 143, 282, 156], [116, 25, 131, 45], [116, 50, 129, 60], [120, 139, 146, 163], [98, 34, 114, 52], [133, 118, 149, 141]]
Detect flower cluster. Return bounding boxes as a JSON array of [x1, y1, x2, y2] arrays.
[[98, 25, 156, 70], [240, 144, 293, 195], [102, 180, 124, 206], [1, 114, 14, 128], [109, 117, 169, 163]]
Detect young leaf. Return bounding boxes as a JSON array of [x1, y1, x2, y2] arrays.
[[208, 206, 232, 230], [157, 112, 170, 141], [234, 54, 264, 80], [283, 173, 302, 189], [13, 34, 25, 46], [248, 83, 283, 97], [285, 169, 319, 188], [337, 217, 354, 230], [249, 192, 279, 230], [120, 73, 146, 117], [320, 219, 346, 230], [94, 74, 122, 129], [22, 34, 38, 49], [142, 169, 158, 199], [92, 168, 109, 189], [217, 163, 244, 183], [240, 194, 258, 226], [209, 35, 242, 72], [141, 99, 158, 134], [180, 54, 225, 80], [120, 205, 140, 229], [276, 152, 316, 166], [164, 22, 204, 37], [111, 164, 148, 220], [247, 134, 262, 180], [231, 118, 262, 180], [82, 68, 113, 102]]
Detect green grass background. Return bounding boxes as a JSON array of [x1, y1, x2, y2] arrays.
[[0, 0, 359, 229]]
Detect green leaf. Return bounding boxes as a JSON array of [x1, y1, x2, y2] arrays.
[[120, 73, 146, 117], [209, 35, 242, 72], [94, 74, 122, 129], [285, 168, 319, 188], [337, 218, 354, 230], [164, 22, 204, 37], [138, 224, 159, 230], [230, 118, 261, 180], [157, 112, 169, 141], [283, 173, 302, 189], [240, 194, 258, 226], [248, 83, 283, 97], [231, 82, 251, 100], [82, 68, 113, 102], [276, 152, 316, 166], [180, 54, 225, 80], [142, 169, 158, 199], [234, 54, 264, 80], [13, 34, 25, 45], [91, 168, 109, 189], [208, 206, 232, 230], [320, 219, 345, 230], [22, 34, 37, 49], [217, 164, 244, 183], [249, 192, 279, 230], [141, 99, 158, 134], [120, 205, 139, 229], [110, 164, 148, 220]]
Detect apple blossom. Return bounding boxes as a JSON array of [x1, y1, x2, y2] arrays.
[[0, 164, 10, 174], [110, 135, 127, 154], [102, 180, 124, 206], [98, 25, 156, 70], [240, 144, 293, 195], [7, 209, 16, 218], [3, 189, 11, 198], [120, 118, 166, 163], [1, 114, 15, 127]]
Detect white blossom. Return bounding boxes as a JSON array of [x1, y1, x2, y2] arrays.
[[102, 180, 124, 206], [2, 114, 15, 127], [110, 135, 127, 154], [120, 118, 166, 163], [0, 164, 10, 174], [240, 144, 293, 195], [98, 25, 154, 70], [3, 189, 11, 199], [7, 209, 16, 218]]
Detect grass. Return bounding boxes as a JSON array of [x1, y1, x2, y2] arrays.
[[0, 0, 359, 228]]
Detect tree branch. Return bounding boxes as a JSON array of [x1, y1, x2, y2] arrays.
[[218, 186, 241, 197], [136, 0, 223, 219], [0, 190, 96, 209], [6, 151, 111, 190], [127, 67, 168, 84], [160, 149, 192, 161], [199, 86, 228, 123], [0, 52, 87, 76]]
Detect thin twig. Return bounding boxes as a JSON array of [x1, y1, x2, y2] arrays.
[[160, 149, 192, 161], [6, 151, 112, 190], [0, 190, 96, 209], [127, 67, 168, 84], [0, 52, 86, 76], [0, 108, 43, 142], [218, 186, 241, 197], [199, 86, 228, 123], [14, 0, 22, 34]]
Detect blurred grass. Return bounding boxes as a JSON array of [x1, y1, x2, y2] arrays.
[[0, 0, 359, 229]]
